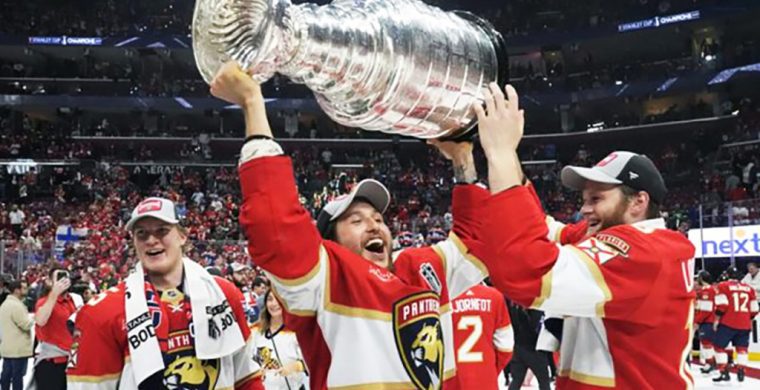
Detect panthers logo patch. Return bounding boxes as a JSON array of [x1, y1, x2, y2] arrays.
[[163, 356, 220, 389], [393, 292, 443, 390]]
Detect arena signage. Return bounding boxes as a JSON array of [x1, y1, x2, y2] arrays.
[[617, 10, 700, 33], [27, 35, 103, 46], [688, 225, 760, 258], [131, 165, 187, 175]]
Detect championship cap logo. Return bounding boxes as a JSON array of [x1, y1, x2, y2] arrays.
[[393, 292, 444, 390], [137, 199, 163, 214]]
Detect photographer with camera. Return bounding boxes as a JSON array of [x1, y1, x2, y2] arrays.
[[32, 266, 81, 390]]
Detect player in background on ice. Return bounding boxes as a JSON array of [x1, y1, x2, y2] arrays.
[[711, 266, 759, 383], [694, 270, 718, 374], [450, 283, 513, 390], [475, 83, 697, 389]]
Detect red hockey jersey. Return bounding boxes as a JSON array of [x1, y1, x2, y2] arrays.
[[450, 285, 513, 390], [714, 280, 759, 330], [482, 186, 696, 389], [66, 276, 263, 389], [694, 284, 717, 325], [239, 153, 489, 389]]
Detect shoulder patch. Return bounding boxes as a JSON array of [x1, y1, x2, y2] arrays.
[[594, 233, 631, 256], [576, 238, 620, 265], [419, 263, 442, 295]]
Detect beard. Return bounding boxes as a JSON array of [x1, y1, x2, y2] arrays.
[[598, 197, 630, 232]]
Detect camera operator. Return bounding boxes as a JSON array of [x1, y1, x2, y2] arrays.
[[31, 266, 81, 390]]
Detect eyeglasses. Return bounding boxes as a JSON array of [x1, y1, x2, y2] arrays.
[[133, 226, 174, 241]]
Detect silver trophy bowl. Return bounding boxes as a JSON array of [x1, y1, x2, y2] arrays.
[[193, 0, 507, 139]]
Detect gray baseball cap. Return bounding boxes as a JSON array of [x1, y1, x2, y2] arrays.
[[316, 179, 391, 237]]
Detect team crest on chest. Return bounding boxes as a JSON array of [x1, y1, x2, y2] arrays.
[[393, 292, 443, 390], [163, 355, 220, 389], [163, 330, 220, 389]]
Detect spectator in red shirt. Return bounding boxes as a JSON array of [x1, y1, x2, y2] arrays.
[[32, 266, 80, 390]]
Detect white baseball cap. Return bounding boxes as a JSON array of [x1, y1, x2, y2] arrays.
[[125, 197, 180, 231], [316, 179, 391, 237], [230, 262, 250, 273]]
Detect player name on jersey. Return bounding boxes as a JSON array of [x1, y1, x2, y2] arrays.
[[452, 297, 492, 313], [727, 284, 752, 293]]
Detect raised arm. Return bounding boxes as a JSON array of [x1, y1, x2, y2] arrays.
[[424, 140, 490, 297], [476, 84, 691, 320], [211, 62, 326, 315]]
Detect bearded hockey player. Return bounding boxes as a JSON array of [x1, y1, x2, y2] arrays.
[[66, 198, 263, 389], [476, 83, 697, 389], [211, 62, 490, 389]]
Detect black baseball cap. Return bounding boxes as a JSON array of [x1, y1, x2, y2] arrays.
[[560, 151, 667, 204], [316, 179, 391, 238]]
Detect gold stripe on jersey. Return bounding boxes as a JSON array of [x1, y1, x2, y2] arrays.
[[270, 286, 316, 317], [323, 261, 392, 321], [568, 246, 612, 317], [67, 373, 121, 383], [235, 370, 263, 388], [268, 246, 328, 317], [546, 216, 564, 242], [447, 232, 489, 277], [268, 245, 326, 287], [560, 369, 615, 387], [431, 244, 447, 274], [531, 270, 553, 309]]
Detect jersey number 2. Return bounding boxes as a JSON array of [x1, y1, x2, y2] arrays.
[[457, 316, 483, 363], [732, 292, 750, 313]]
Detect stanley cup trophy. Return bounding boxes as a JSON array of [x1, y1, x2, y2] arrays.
[[192, 0, 507, 139]]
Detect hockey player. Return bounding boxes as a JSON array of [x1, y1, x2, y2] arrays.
[[476, 83, 697, 388], [450, 283, 513, 390], [66, 198, 263, 389], [694, 270, 717, 373], [211, 62, 489, 388], [712, 266, 759, 382]]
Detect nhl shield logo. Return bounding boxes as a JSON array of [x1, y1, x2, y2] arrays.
[[393, 292, 443, 390]]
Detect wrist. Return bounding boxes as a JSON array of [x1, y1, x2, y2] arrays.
[[242, 99, 273, 138], [242, 95, 264, 111], [453, 160, 477, 184], [451, 151, 473, 167]]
